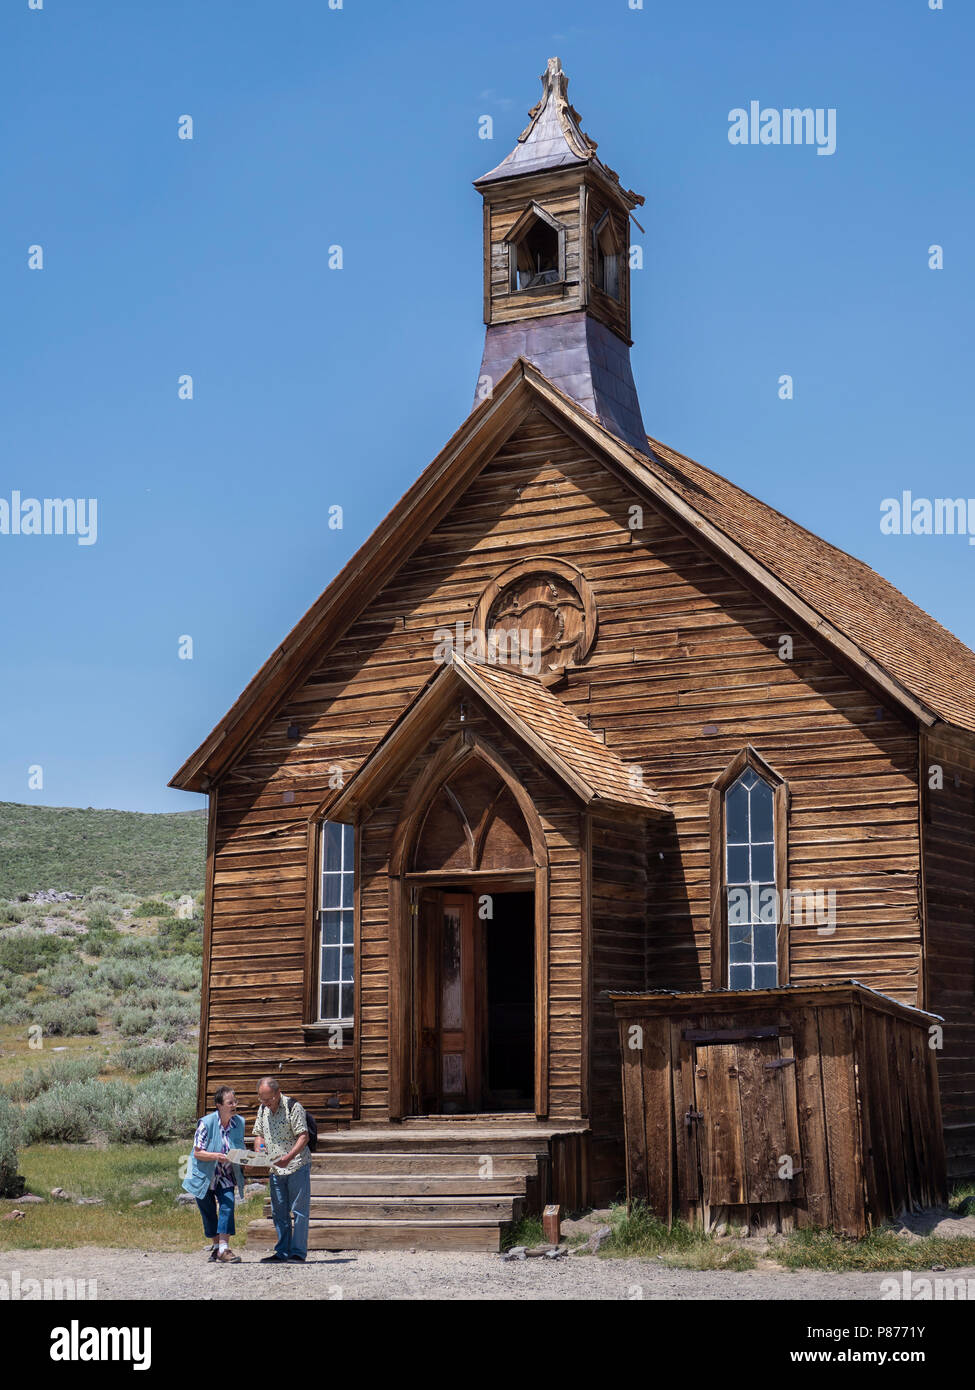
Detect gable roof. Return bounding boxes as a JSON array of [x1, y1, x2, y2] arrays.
[[170, 356, 975, 793], [324, 652, 671, 822]]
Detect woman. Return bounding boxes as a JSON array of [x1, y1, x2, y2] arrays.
[[182, 1085, 246, 1263]]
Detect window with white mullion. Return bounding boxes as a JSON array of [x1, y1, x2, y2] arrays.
[[319, 821, 355, 1022], [725, 766, 777, 990]]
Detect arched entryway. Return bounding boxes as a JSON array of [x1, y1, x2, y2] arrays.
[[388, 731, 549, 1118]]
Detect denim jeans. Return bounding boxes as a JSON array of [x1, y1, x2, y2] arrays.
[[196, 1184, 236, 1240], [268, 1163, 311, 1259]]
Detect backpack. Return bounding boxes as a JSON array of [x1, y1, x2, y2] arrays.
[[257, 1094, 318, 1154]]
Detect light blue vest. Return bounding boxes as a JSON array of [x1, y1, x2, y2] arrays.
[[182, 1111, 246, 1199]]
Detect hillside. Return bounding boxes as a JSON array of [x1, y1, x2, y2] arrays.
[[0, 803, 207, 899]]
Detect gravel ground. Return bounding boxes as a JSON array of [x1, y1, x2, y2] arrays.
[[4, 1246, 967, 1300]]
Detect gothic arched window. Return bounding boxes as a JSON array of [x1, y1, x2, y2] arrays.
[[709, 748, 789, 991]]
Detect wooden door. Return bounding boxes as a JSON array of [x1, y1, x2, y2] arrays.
[[414, 891, 480, 1113], [439, 894, 479, 1112], [691, 1030, 803, 1207]]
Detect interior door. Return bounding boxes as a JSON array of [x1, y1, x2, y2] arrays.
[[414, 891, 479, 1114], [439, 893, 479, 1112]]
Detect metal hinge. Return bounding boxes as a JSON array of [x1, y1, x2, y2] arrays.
[[764, 1057, 796, 1070], [684, 1109, 703, 1127]]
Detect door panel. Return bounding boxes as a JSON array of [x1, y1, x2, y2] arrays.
[[692, 1034, 803, 1207], [439, 894, 479, 1112]]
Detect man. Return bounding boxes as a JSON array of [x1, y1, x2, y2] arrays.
[[252, 1076, 311, 1263]]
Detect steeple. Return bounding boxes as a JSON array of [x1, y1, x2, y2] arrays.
[[473, 58, 649, 455]]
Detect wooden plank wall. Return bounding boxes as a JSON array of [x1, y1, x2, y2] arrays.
[[922, 728, 975, 1177], [589, 812, 648, 1204], [202, 406, 925, 1132]]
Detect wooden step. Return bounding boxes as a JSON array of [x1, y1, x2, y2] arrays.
[[314, 1132, 552, 1155], [246, 1218, 503, 1253], [264, 1195, 525, 1221], [310, 1174, 528, 1197], [309, 1151, 542, 1176]]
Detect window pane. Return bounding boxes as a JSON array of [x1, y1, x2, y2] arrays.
[[729, 965, 751, 991], [340, 983, 354, 1019], [339, 910, 354, 944], [323, 945, 340, 984], [322, 822, 344, 874], [321, 983, 339, 1019], [754, 963, 778, 989], [740, 767, 758, 790], [725, 783, 749, 843], [729, 922, 752, 964], [753, 920, 776, 963], [751, 843, 775, 883], [342, 872, 355, 906], [727, 845, 750, 883], [749, 781, 774, 842], [341, 946, 354, 981], [322, 912, 341, 946]]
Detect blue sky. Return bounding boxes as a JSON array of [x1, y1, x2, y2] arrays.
[[1, 0, 971, 812]]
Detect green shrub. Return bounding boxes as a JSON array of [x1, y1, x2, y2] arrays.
[[0, 931, 68, 975], [21, 1079, 130, 1144], [102, 935, 158, 960], [156, 915, 203, 958], [133, 900, 174, 918], [113, 1008, 155, 1037], [112, 1042, 191, 1074], [156, 956, 201, 991], [0, 1095, 24, 1197], [106, 1070, 196, 1143], [5, 1056, 103, 1102], [0, 904, 24, 927], [36, 962, 95, 997], [35, 998, 99, 1037], [84, 907, 115, 930]]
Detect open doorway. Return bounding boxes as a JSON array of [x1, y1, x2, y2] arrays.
[[413, 887, 534, 1115]]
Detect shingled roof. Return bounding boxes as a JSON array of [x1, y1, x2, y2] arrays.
[[638, 433, 975, 737], [324, 651, 671, 822]]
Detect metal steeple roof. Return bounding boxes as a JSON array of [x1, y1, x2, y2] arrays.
[[476, 56, 643, 207]]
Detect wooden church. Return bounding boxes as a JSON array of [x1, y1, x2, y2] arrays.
[[172, 59, 975, 1248]]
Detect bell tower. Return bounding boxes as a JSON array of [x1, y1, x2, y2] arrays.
[[474, 58, 649, 455]]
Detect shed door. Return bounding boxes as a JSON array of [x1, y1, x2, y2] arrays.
[[692, 1034, 803, 1206]]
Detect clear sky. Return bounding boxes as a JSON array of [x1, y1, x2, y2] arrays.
[[1, 0, 971, 813]]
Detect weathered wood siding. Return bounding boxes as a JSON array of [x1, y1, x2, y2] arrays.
[[922, 727, 975, 1177], [589, 813, 648, 1203]]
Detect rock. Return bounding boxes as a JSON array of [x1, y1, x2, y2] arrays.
[[545, 1247, 567, 1259], [50, 1187, 71, 1201], [175, 895, 196, 921], [18, 1195, 44, 1204], [51, 1046, 68, 1052], [243, 1183, 265, 1197], [585, 1224, 613, 1254], [525, 1243, 559, 1257], [176, 1193, 196, 1207], [134, 1200, 153, 1208], [75, 1197, 103, 1206], [502, 1246, 527, 1261], [3, 1210, 26, 1220]]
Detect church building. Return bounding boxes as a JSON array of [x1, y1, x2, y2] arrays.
[[172, 59, 975, 1249]]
